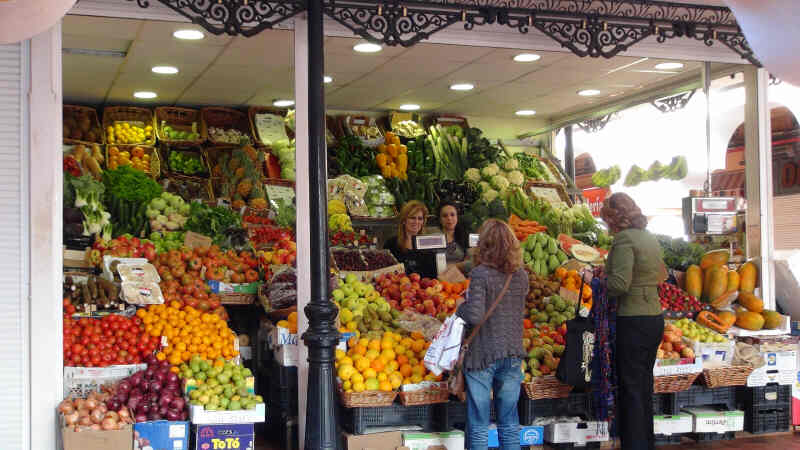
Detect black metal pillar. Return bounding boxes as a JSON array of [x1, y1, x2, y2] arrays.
[[564, 125, 575, 182], [302, 1, 339, 449]]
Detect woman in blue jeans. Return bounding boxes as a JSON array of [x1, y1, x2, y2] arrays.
[[456, 219, 529, 450]]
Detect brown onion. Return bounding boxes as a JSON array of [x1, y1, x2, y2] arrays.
[[78, 416, 92, 427], [101, 417, 118, 431], [74, 399, 87, 410], [77, 408, 90, 418], [90, 409, 104, 424], [89, 424, 101, 431], [96, 403, 108, 414], [118, 408, 131, 420], [85, 398, 98, 410], [104, 411, 119, 422], [73, 426, 83, 433], [58, 400, 75, 414], [64, 411, 80, 426]]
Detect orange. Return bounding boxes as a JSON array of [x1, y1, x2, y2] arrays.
[[355, 358, 370, 372], [370, 359, 385, 372], [368, 340, 381, 351], [288, 311, 298, 324], [396, 355, 409, 366], [354, 344, 367, 356], [378, 380, 393, 392], [399, 364, 413, 378], [380, 339, 394, 351], [411, 340, 425, 353]]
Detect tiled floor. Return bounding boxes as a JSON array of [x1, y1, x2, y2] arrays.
[[254, 432, 800, 449]]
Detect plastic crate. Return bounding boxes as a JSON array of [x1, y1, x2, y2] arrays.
[[342, 403, 434, 435], [744, 404, 791, 434], [548, 443, 601, 449], [520, 392, 591, 425], [689, 431, 735, 442], [737, 384, 792, 410], [654, 434, 682, 446], [652, 393, 668, 415], [665, 385, 737, 414], [432, 399, 499, 431]]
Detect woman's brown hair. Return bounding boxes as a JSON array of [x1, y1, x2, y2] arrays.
[[397, 200, 428, 249], [600, 192, 647, 231], [475, 219, 522, 274]]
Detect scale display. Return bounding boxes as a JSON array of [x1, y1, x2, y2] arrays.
[[413, 234, 447, 250], [469, 234, 479, 248]]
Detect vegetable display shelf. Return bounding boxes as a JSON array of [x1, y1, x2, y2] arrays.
[[161, 144, 211, 178], [340, 403, 435, 435], [663, 385, 737, 415], [102, 106, 156, 146], [105, 144, 161, 179], [201, 106, 254, 146], [248, 105, 293, 146], [63, 104, 104, 146]]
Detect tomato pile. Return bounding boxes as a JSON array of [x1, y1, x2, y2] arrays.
[[243, 214, 273, 225], [249, 225, 294, 246], [63, 314, 158, 367], [89, 235, 156, 266]]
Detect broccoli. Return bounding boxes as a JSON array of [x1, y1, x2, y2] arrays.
[[488, 198, 508, 220]]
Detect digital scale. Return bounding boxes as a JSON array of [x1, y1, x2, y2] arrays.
[[469, 233, 479, 248], [682, 196, 739, 235], [411, 234, 447, 278]]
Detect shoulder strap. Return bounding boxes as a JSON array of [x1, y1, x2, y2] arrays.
[[462, 273, 514, 349]]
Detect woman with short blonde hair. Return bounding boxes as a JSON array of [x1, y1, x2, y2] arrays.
[[456, 219, 529, 450]]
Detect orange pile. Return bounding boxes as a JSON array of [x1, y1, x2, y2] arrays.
[[554, 267, 592, 308], [439, 279, 470, 301], [136, 301, 239, 366], [335, 331, 441, 393], [276, 311, 298, 334]]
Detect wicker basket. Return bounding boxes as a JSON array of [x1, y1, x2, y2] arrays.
[[154, 106, 205, 146], [398, 388, 449, 406], [164, 174, 215, 202], [63, 105, 104, 145], [219, 292, 255, 305], [201, 107, 253, 146], [339, 389, 398, 408], [161, 144, 211, 178], [701, 365, 754, 388], [653, 372, 700, 394], [106, 144, 160, 178], [248, 106, 293, 146], [103, 106, 155, 145], [522, 376, 573, 400]]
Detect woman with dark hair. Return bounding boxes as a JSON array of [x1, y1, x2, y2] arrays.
[[456, 219, 529, 450], [437, 202, 471, 271], [600, 192, 666, 450]]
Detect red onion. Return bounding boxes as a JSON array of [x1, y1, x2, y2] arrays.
[[118, 380, 131, 393], [64, 411, 80, 426], [170, 397, 185, 411], [166, 409, 181, 421], [58, 400, 75, 414], [134, 413, 147, 423], [90, 408, 104, 424], [108, 400, 121, 412], [158, 396, 172, 408], [166, 372, 179, 384], [101, 417, 118, 431]]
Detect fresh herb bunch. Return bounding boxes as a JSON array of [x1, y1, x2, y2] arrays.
[[184, 202, 242, 246], [330, 135, 379, 178], [655, 234, 706, 271], [514, 153, 553, 182], [102, 165, 162, 204]]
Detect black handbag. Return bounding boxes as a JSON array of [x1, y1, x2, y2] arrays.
[[555, 276, 596, 389]]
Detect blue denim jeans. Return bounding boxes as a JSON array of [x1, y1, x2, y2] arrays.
[[464, 357, 522, 450]]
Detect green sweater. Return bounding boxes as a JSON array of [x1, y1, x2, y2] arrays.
[[606, 228, 664, 317]]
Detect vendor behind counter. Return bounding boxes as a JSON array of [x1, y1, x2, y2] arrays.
[[383, 200, 431, 277]]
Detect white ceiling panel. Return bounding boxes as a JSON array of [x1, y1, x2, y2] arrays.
[[177, 85, 255, 106], [62, 16, 142, 40], [325, 54, 392, 75], [136, 21, 232, 46], [392, 43, 493, 64], [125, 39, 225, 67], [445, 60, 535, 83], [62, 35, 132, 53]]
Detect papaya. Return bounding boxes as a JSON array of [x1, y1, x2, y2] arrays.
[[735, 311, 765, 331], [738, 292, 764, 313], [696, 310, 731, 333], [761, 310, 783, 330], [710, 290, 737, 310], [702, 265, 718, 301], [717, 310, 737, 328], [727, 270, 740, 292], [686, 265, 703, 298], [738, 262, 758, 294], [706, 266, 728, 303], [700, 249, 730, 270]]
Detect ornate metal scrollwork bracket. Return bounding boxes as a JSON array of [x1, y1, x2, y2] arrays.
[[576, 114, 614, 133], [126, 0, 307, 37], [650, 89, 696, 114]]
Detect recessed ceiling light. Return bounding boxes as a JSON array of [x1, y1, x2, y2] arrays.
[[173, 29, 204, 40], [399, 104, 420, 111], [515, 110, 536, 116], [513, 53, 541, 62], [450, 83, 475, 91], [133, 91, 157, 99], [324, 76, 333, 84], [273, 100, 295, 107], [654, 62, 684, 70], [353, 42, 382, 53], [578, 89, 601, 97], [152, 66, 179, 75]]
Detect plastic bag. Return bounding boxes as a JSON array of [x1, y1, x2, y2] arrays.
[[394, 310, 444, 341], [423, 314, 466, 376]]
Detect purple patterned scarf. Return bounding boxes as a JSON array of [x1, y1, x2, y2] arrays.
[[590, 271, 618, 436]]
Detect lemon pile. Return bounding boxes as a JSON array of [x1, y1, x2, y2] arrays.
[[108, 122, 153, 145], [335, 330, 440, 394]]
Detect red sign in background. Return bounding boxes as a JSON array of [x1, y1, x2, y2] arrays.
[[582, 187, 610, 217]]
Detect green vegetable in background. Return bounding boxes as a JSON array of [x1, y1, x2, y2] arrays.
[[624, 165, 648, 187], [514, 153, 554, 182], [102, 166, 162, 237], [331, 135, 379, 177], [655, 234, 706, 271], [71, 175, 112, 240], [465, 127, 502, 169], [428, 125, 468, 180], [591, 165, 621, 188], [623, 156, 688, 187], [274, 198, 296, 229], [184, 202, 242, 246], [169, 150, 206, 175]]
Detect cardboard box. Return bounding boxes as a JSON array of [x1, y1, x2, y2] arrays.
[[268, 326, 299, 348], [189, 403, 266, 424], [62, 423, 133, 450], [684, 407, 744, 433], [544, 421, 609, 445], [194, 423, 254, 450], [403, 431, 465, 450], [63, 247, 92, 269], [653, 413, 693, 436], [487, 424, 544, 447], [747, 350, 797, 386], [653, 357, 702, 377], [275, 344, 299, 367], [64, 364, 146, 398], [134, 420, 189, 450], [683, 338, 735, 368], [184, 231, 212, 249], [344, 431, 404, 450]]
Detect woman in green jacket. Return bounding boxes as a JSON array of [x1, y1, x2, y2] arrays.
[[600, 193, 666, 450]]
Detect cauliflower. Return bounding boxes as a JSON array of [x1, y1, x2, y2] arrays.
[[481, 163, 499, 179], [503, 159, 519, 170], [490, 174, 510, 192], [465, 168, 481, 183], [478, 181, 491, 193], [481, 189, 499, 203], [508, 170, 525, 186]]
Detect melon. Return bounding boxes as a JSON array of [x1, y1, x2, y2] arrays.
[[571, 244, 600, 263], [700, 249, 730, 270], [736, 311, 765, 331], [762, 310, 783, 330]]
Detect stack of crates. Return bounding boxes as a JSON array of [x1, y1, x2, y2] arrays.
[[738, 384, 793, 434]]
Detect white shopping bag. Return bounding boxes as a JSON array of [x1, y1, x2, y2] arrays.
[[424, 314, 466, 376]]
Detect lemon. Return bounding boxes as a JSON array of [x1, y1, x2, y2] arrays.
[[342, 380, 352, 391], [350, 372, 363, 385], [352, 381, 366, 393], [337, 364, 355, 381], [362, 368, 377, 379], [340, 356, 353, 367], [335, 349, 346, 361], [365, 378, 379, 391]]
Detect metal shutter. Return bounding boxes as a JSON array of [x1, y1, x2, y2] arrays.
[[773, 194, 800, 250], [0, 41, 28, 450]]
